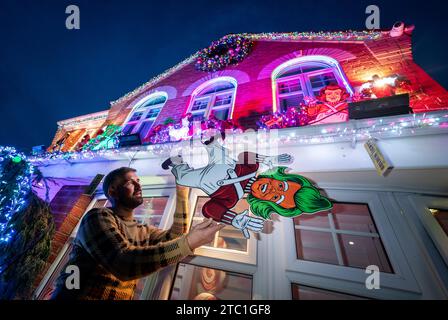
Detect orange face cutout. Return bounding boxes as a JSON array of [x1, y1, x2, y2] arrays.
[[250, 178, 302, 209], [324, 89, 342, 104]]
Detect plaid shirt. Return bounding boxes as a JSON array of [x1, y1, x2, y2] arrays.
[[51, 186, 193, 300]]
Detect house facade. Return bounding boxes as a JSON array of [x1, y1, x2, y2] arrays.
[[31, 23, 448, 300]]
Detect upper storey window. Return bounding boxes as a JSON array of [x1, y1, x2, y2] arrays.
[[122, 93, 167, 139], [188, 78, 237, 122], [273, 56, 353, 112]]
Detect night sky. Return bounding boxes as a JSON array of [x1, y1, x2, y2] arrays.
[[1, 0, 447, 152]]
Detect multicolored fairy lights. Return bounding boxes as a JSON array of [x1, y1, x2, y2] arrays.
[[110, 30, 384, 106], [0, 146, 34, 243], [29, 111, 448, 163], [195, 35, 253, 72]]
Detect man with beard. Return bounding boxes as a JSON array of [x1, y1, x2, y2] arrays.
[[51, 167, 223, 300]]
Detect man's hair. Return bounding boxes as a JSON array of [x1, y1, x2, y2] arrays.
[[247, 167, 332, 219], [102, 167, 136, 199]]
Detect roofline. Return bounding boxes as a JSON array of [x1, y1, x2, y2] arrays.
[[57, 109, 110, 127], [110, 30, 387, 106]]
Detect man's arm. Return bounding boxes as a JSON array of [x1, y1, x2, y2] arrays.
[[78, 209, 193, 281]]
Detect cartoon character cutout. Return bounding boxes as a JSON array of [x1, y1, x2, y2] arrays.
[[162, 135, 332, 238], [307, 83, 350, 125]]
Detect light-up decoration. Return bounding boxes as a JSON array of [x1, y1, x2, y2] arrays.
[[195, 35, 253, 72], [271, 55, 354, 113], [307, 83, 351, 125], [29, 112, 448, 163], [360, 74, 411, 99], [82, 125, 122, 151], [0, 146, 34, 243], [169, 116, 191, 141], [111, 31, 382, 107]]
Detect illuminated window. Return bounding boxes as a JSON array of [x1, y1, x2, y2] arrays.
[[292, 284, 367, 300], [273, 56, 352, 112], [133, 197, 169, 227], [429, 208, 448, 236], [170, 263, 252, 300], [192, 196, 248, 252], [188, 78, 237, 121], [36, 194, 173, 300], [293, 202, 393, 273], [122, 93, 167, 139]]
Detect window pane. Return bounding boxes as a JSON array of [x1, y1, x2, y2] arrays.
[[122, 124, 136, 135], [279, 94, 304, 111], [278, 80, 302, 94], [309, 71, 337, 89], [332, 203, 378, 233], [294, 229, 339, 265], [211, 108, 230, 121], [293, 202, 393, 273], [430, 208, 448, 236], [142, 96, 166, 107], [130, 111, 144, 121], [192, 99, 209, 111], [133, 197, 169, 227], [278, 63, 327, 78], [214, 93, 233, 106], [338, 234, 393, 273], [292, 284, 366, 300], [293, 211, 330, 228], [193, 197, 248, 252], [191, 112, 205, 122], [145, 108, 161, 119], [201, 82, 234, 95], [137, 121, 154, 140], [170, 263, 252, 300]]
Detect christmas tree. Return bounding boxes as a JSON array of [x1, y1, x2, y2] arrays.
[[0, 146, 54, 299]]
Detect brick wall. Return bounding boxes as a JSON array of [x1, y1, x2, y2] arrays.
[[32, 185, 93, 292], [48, 33, 448, 149]]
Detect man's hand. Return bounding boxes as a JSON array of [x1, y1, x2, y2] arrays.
[[186, 218, 225, 250], [231, 210, 265, 239]]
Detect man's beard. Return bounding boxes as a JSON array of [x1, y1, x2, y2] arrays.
[[119, 193, 144, 209]]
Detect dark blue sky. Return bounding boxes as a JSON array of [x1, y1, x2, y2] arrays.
[[1, 0, 447, 151]]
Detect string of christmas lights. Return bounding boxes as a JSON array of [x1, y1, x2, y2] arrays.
[[0, 146, 34, 243], [29, 112, 448, 163], [110, 30, 384, 106]]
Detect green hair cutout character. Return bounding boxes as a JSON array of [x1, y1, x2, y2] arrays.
[[247, 166, 332, 219]]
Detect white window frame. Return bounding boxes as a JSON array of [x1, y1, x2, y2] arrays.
[[187, 77, 238, 121], [186, 188, 257, 265], [273, 189, 422, 299], [122, 93, 168, 138], [405, 195, 448, 266], [271, 55, 354, 113], [277, 67, 342, 106]]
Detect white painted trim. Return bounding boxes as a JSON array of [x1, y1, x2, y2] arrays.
[[271, 55, 354, 112], [186, 76, 238, 120], [187, 188, 257, 265]]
